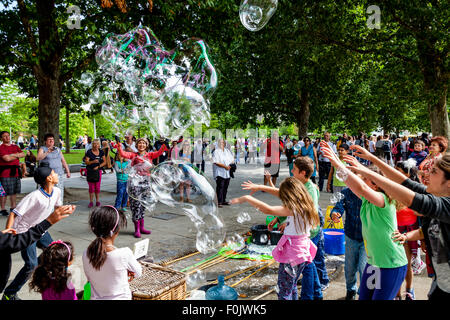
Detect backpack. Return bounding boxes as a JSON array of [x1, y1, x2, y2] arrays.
[[392, 143, 399, 155], [382, 141, 390, 153]]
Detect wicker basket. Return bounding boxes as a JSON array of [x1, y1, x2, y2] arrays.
[[130, 261, 186, 300]]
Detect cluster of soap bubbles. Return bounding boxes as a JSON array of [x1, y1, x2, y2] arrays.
[[79, 25, 217, 140], [186, 270, 207, 290], [239, 0, 278, 32], [330, 192, 345, 205], [236, 212, 251, 224], [225, 234, 246, 251], [126, 159, 225, 254]]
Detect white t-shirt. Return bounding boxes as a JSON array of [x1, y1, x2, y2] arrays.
[[369, 140, 376, 153], [283, 214, 312, 237], [82, 247, 142, 300], [401, 140, 409, 153], [212, 148, 234, 179], [12, 187, 62, 234]]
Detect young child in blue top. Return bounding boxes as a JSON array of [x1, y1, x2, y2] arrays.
[[331, 187, 366, 300], [114, 152, 130, 211], [408, 140, 428, 167]]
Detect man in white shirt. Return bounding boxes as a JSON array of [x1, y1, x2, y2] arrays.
[[123, 135, 138, 153], [316, 131, 337, 192], [212, 139, 234, 207]]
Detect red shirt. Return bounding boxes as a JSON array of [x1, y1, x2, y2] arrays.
[[0, 144, 22, 178], [396, 207, 417, 227], [117, 144, 169, 168], [264, 138, 284, 164]]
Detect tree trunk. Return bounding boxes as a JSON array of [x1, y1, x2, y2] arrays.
[[417, 38, 450, 139], [428, 87, 449, 139], [65, 105, 70, 153], [296, 90, 310, 138], [37, 76, 62, 148]]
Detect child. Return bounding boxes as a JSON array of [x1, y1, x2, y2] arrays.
[[394, 161, 424, 300], [29, 240, 77, 300], [320, 141, 408, 300], [231, 177, 319, 300], [331, 187, 366, 300], [246, 157, 329, 299], [114, 152, 130, 211], [2, 163, 64, 301], [408, 140, 427, 167], [327, 143, 349, 194], [82, 206, 142, 300]]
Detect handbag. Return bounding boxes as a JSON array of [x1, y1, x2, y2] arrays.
[[86, 168, 100, 183]]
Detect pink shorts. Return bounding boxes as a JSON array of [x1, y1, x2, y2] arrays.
[[88, 170, 102, 193]]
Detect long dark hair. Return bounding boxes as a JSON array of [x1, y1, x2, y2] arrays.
[[395, 161, 420, 183], [87, 206, 127, 270], [29, 241, 74, 294]]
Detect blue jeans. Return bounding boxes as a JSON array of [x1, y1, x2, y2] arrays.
[[344, 236, 367, 293], [300, 262, 322, 300], [359, 263, 407, 300], [277, 262, 307, 300], [300, 230, 328, 300], [313, 229, 329, 286], [114, 181, 128, 209], [4, 231, 53, 296]]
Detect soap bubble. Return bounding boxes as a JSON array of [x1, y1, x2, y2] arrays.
[[186, 270, 206, 289], [237, 212, 251, 224], [335, 167, 349, 182], [239, 0, 278, 32], [330, 192, 344, 204], [226, 233, 246, 251], [125, 159, 226, 254], [80, 72, 95, 87], [293, 143, 302, 152], [81, 26, 218, 140]]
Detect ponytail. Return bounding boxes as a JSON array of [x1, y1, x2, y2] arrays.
[[86, 237, 108, 270]]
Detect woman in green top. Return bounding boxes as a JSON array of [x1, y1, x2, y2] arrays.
[[320, 141, 407, 300]]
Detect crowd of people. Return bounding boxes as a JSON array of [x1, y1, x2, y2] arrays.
[[0, 128, 449, 301]]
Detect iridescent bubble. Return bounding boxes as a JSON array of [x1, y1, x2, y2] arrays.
[[293, 143, 302, 152], [239, 0, 278, 32], [80, 72, 95, 87], [335, 167, 349, 182], [236, 212, 251, 224]]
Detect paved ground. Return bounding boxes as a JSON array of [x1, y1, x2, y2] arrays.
[[1, 157, 432, 300]]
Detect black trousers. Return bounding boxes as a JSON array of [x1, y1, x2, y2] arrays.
[[318, 161, 332, 192], [216, 176, 230, 204]]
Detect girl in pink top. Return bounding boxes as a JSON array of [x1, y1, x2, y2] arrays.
[[30, 240, 77, 300], [231, 177, 319, 300], [114, 138, 168, 237]]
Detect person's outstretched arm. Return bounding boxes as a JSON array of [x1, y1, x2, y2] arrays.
[[320, 142, 385, 207], [230, 195, 291, 216], [0, 205, 75, 253], [241, 180, 279, 198], [350, 145, 407, 184]]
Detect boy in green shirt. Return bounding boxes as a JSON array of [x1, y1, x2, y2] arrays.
[[327, 143, 349, 194]]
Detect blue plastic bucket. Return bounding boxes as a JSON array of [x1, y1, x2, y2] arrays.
[[323, 228, 345, 255]]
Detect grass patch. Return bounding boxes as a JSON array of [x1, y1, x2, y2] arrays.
[[20, 149, 86, 165]]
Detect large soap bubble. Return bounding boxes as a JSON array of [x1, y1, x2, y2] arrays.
[[126, 158, 225, 254], [79, 25, 218, 138], [239, 0, 278, 32]]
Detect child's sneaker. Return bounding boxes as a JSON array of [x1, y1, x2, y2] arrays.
[[96, 202, 101, 207], [121, 207, 128, 212], [88, 202, 93, 208]]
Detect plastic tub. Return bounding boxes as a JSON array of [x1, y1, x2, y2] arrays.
[[323, 228, 345, 255], [250, 224, 269, 245], [269, 229, 283, 245]]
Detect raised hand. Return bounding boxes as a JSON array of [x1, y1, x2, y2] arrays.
[[349, 144, 373, 160], [319, 141, 341, 167], [241, 180, 259, 195], [46, 205, 76, 225]]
